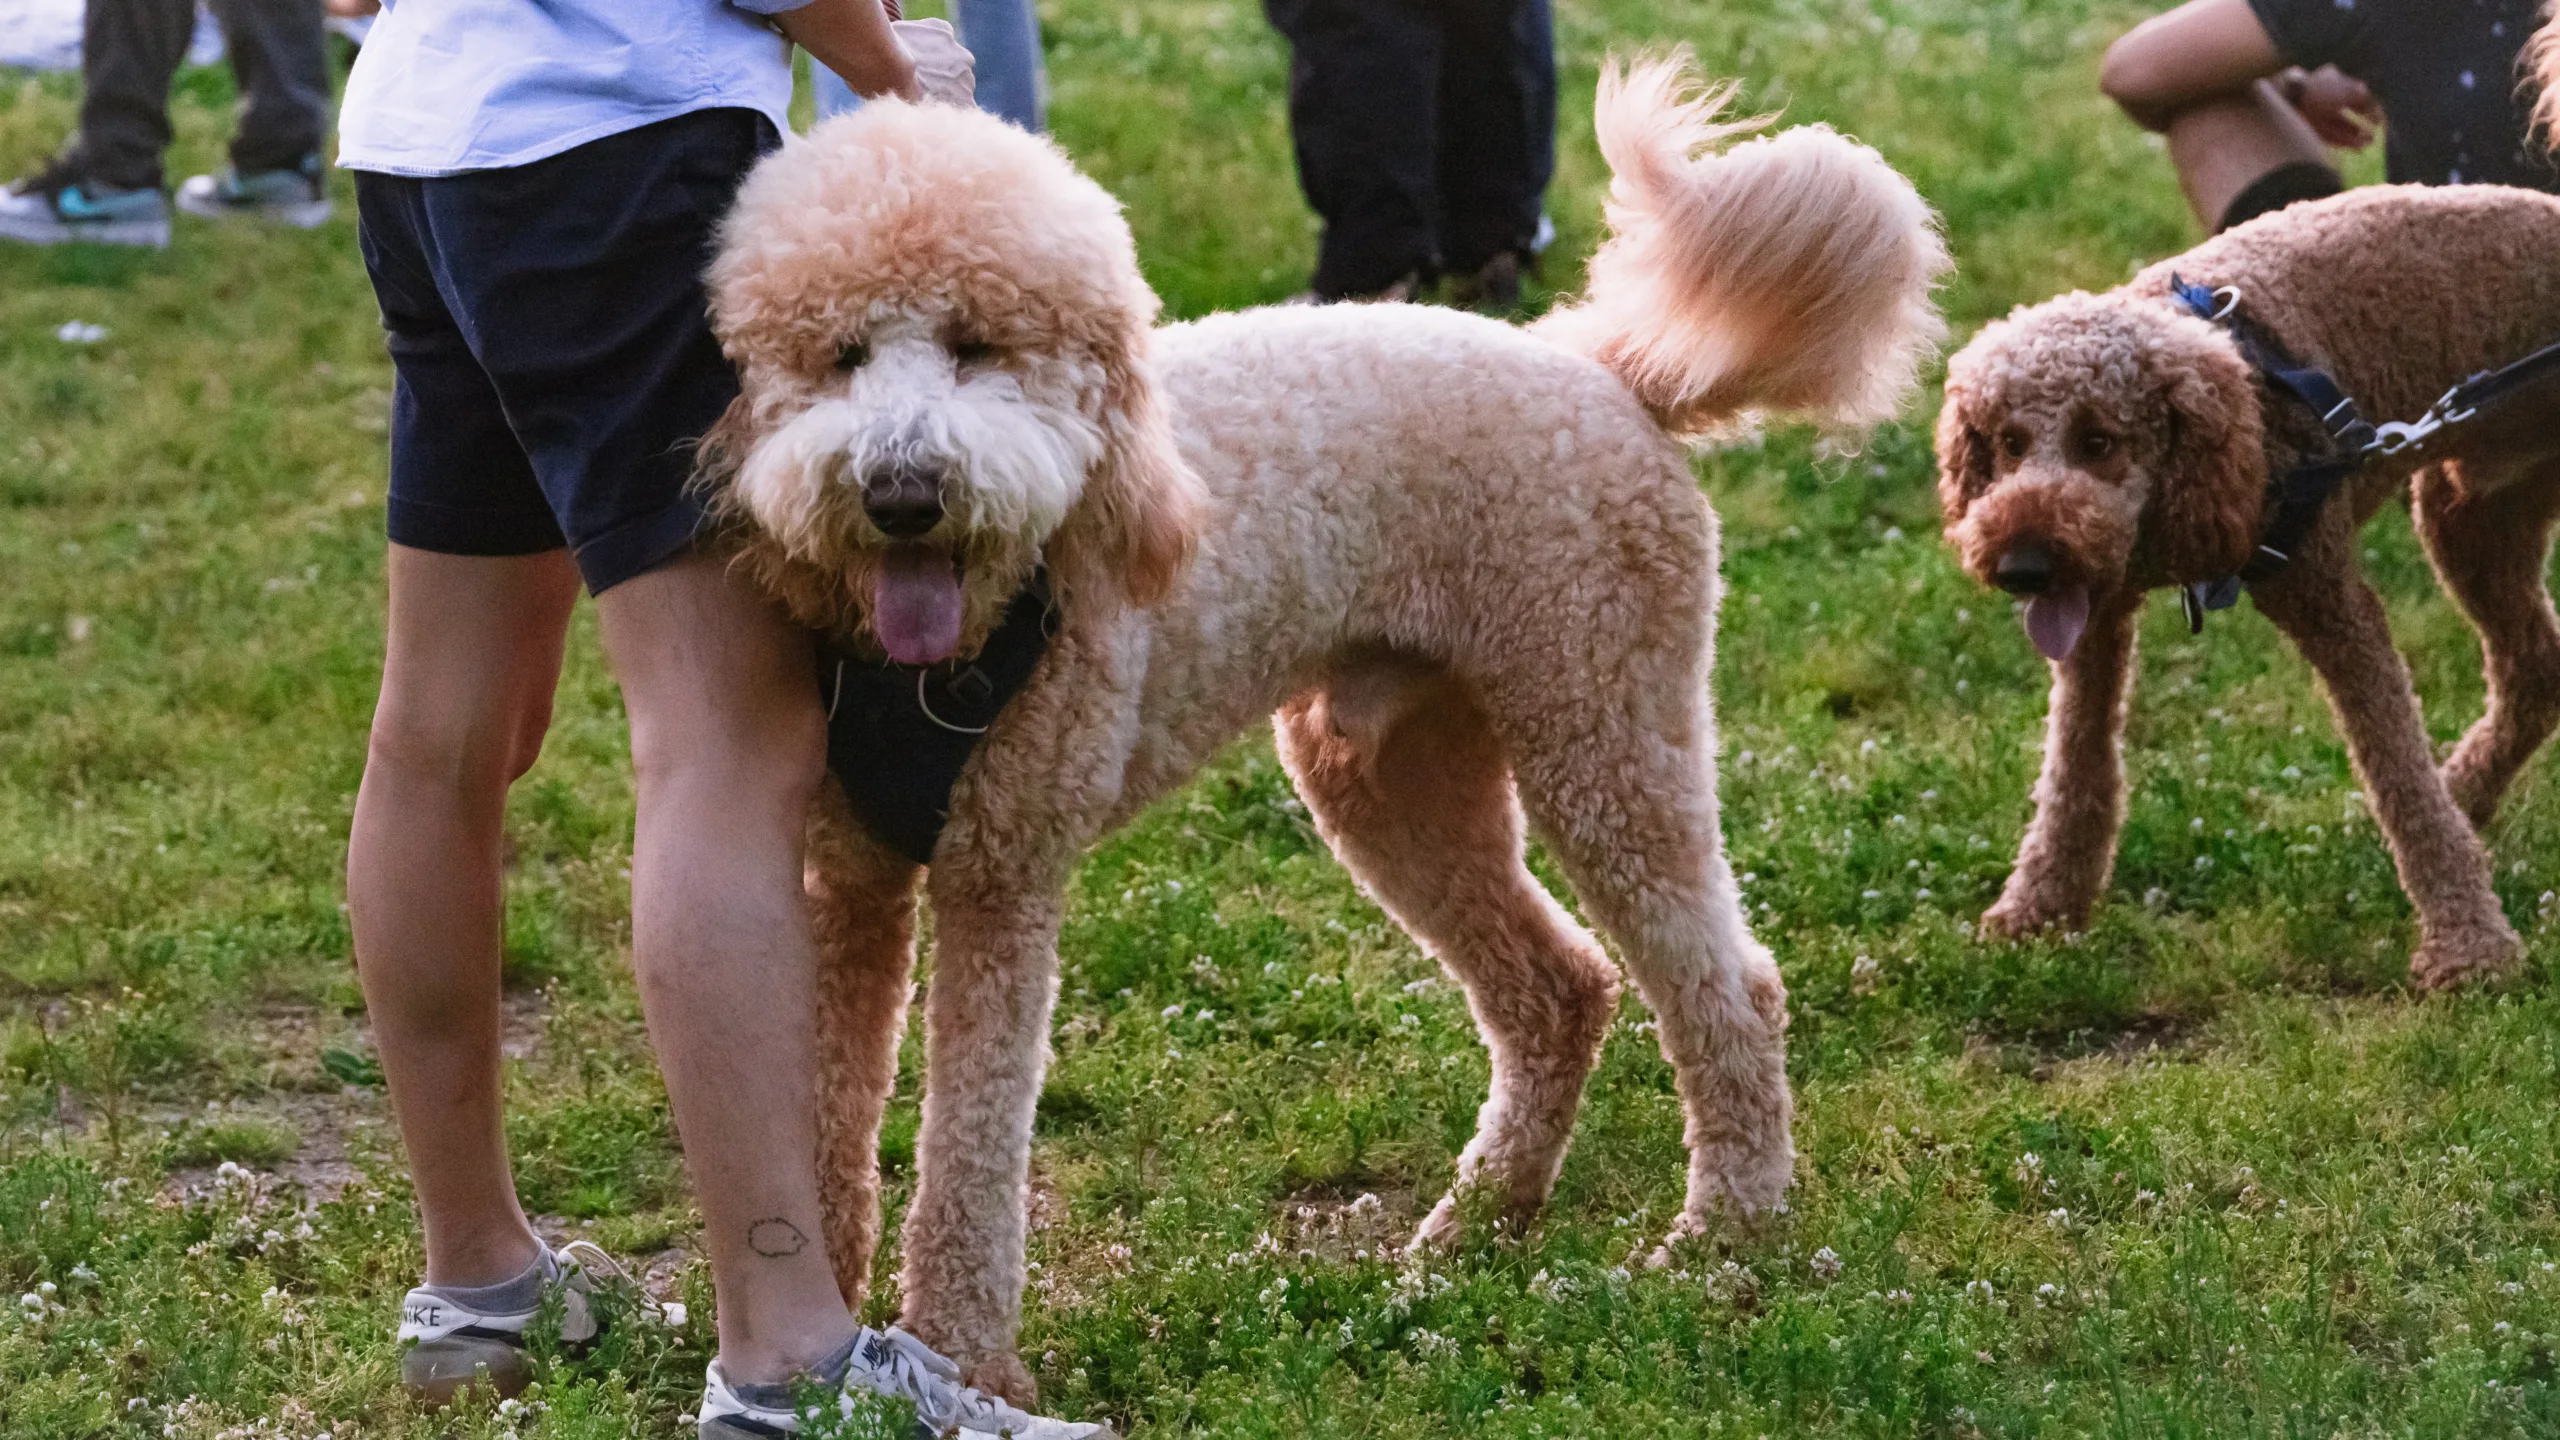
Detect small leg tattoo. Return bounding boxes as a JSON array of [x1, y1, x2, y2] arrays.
[[748, 1218, 810, 1258]]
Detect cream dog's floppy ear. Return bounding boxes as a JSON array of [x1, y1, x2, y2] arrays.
[[2150, 321, 2266, 583], [1051, 335, 1204, 609]]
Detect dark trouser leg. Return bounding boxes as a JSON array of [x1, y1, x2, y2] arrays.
[[1263, 0, 1442, 297], [66, 0, 198, 189], [1434, 0, 1554, 274], [206, 0, 331, 174]]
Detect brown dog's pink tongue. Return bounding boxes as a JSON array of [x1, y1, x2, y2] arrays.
[[869, 546, 963, 665], [2023, 584, 2091, 663]]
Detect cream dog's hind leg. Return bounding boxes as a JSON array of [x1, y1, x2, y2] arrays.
[[1275, 662, 1621, 1248]]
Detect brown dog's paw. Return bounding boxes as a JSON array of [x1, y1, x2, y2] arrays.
[[1979, 895, 2068, 940], [962, 1350, 1040, 1408], [2410, 927, 2525, 992]]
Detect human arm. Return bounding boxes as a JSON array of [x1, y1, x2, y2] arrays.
[[744, 0, 920, 101], [2100, 0, 2288, 131]]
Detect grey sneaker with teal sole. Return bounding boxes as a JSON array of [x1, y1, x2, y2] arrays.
[[397, 1240, 649, 1404], [177, 156, 331, 229], [698, 1326, 1116, 1439], [0, 168, 170, 248]]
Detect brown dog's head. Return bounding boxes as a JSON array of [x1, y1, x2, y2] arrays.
[[1933, 292, 2263, 662], [699, 101, 1202, 662]]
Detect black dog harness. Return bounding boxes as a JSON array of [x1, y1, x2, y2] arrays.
[[820, 569, 1058, 864], [2167, 274, 2560, 633]]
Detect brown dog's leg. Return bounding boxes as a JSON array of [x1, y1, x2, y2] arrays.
[[2414, 459, 2560, 828], [1983, 589, 2144, 937], [2250, 539, 2524, 989], [806, 785, 925, 1314], [1275, 665, 1619, 1252]]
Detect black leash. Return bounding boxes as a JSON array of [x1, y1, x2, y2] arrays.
[[2167, 276, 2560, 633], [818, 567, 1058, 864]]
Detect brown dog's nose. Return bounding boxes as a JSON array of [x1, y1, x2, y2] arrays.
[[1993, 542, 2054, 596], [862, 461, 946, 540]]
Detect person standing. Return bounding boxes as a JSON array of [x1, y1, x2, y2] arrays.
[[2102, 0, 2560, 234], [331, 1, 1103, 1435], [0, 0, 332, 247], [1263, 0, 1556, 308]]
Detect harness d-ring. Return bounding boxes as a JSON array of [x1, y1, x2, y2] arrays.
[[2206, 285, 2241, 322], [916, 670, 991, 735], [826, 658, 848, 723]]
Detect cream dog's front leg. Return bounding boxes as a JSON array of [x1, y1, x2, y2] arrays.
[[897, 877, 1067, 1404], [1983, 589, 2144, 937]]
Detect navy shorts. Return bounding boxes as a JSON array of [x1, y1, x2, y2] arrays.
[[353, 108, 778, 594]]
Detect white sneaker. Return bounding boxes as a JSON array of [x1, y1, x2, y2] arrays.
[[696, 1326, 1116, 1439], [397, 1240, 647, 1403]]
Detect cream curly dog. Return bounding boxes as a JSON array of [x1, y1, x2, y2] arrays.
[[1935, 184, 2560, 990], [700, 58, 1946, 1396]]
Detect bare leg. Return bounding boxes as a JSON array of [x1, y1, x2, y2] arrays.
[[1983, 590, 2144, 937], [349, 546, 579, 1288], [806, 786, 925, 1312], [2250, 543, 2523, 988], [593, 550, 850, 1382], [2414, 460, 2560, 828], [2164, 81, 2330, 231], [1274, 664, 1618, 1249]]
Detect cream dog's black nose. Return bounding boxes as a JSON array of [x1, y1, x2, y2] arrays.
[[1994, 542, 2054, 595], [863, 462, 946, 539]]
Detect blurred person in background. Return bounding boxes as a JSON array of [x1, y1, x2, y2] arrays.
[[2103, 0, 2560, 235], [0, 0, 332, 247], [1264, 0, 1556, 309]]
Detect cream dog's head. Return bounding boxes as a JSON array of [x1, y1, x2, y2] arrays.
[[700, 102, 1201, 662]]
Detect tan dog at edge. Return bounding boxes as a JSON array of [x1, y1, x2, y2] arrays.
[[1935, 184, 2560, 990], [699, 57, 1947, 1397]]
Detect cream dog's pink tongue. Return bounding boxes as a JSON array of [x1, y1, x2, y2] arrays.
[[2023, 584, 2091, 662], [870, 547, 962, 665]]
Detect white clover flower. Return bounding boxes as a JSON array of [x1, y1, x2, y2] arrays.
[[1810, 1247, 1843, 1281]]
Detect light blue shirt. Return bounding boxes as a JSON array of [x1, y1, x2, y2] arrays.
[[338, 0, 811, 176]]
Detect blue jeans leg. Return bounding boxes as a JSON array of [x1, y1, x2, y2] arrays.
[[812, 0, 1045, 132]]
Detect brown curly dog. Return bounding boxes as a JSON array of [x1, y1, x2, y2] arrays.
[[1935, 183, 2560, 990]]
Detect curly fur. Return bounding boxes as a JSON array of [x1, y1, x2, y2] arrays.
[[703, 59, 1945, 1399], [2531, 2, 2560, 148], [1934, 184, 2560, 990]]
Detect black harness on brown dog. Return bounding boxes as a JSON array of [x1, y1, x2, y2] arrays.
[[819, 569, 1058, 865], [2169, 275, 2560, 634]]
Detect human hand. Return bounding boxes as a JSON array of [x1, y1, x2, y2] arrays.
[[894, 19, 977, 108], [2282, 65, 2379, 149]]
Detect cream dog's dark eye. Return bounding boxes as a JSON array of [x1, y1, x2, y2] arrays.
[[954, 339, 997, 367], [2078, 431, 2115, 461], [2000, 430, 2030, 459], [834, 339, 870, 372]]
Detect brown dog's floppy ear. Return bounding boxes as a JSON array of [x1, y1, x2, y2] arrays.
[[2150, 322, 2265, 582], [1051, 337, 1204, 609], [1931, 376, 1994, 526]]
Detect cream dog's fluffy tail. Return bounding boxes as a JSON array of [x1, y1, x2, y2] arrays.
[[2531, 2, 2560, 150], [1534, 54, 1948, 439]]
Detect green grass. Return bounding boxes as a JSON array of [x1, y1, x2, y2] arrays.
[[0, 1, 2551, 1435]]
